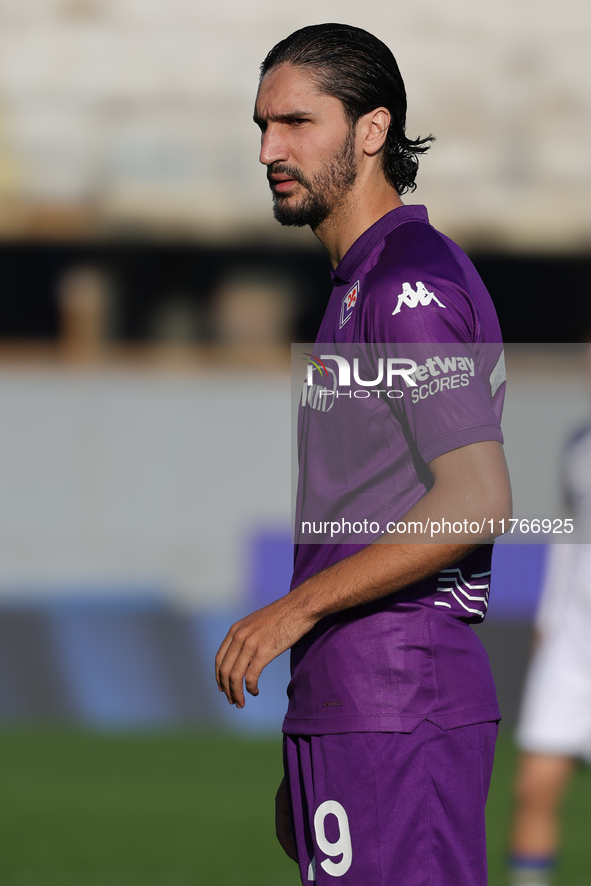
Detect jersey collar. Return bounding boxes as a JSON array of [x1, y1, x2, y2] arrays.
[[331, 204, 430, 284]]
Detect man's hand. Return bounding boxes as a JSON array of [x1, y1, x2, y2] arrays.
[[275, 777, 298, 862], [215, 594, 316, 707]]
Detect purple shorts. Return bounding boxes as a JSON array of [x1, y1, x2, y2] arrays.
[[284, 719, 498, 886]]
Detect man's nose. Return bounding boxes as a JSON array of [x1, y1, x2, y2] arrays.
[[259, 126, 288, 166]]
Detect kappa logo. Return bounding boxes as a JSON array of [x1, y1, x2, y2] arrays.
[[392, 281, 446, 316], [339, 280, 359, 329]]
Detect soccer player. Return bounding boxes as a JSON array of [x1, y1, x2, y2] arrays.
[[509, 423, 591, 886], [215, 24, 512, 885]]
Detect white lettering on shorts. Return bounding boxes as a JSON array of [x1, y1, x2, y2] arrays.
[[312, 800, 353, 877]]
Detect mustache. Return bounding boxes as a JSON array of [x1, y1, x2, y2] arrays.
[[267, 165, 307, 187]]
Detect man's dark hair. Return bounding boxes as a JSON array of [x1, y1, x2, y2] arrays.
[[260, 23, 433, 195]]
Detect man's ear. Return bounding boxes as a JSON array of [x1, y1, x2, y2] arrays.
[[362, 108, 391, 156]]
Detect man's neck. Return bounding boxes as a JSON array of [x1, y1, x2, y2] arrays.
[[313, 178, 404, 269]]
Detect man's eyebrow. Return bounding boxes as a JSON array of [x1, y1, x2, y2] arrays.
[[253, 110, 315, 126]]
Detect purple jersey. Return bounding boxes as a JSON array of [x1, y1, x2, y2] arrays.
[[284, 204, 505, 736]]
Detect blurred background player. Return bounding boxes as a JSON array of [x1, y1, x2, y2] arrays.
[[509, 413, 591, 886]]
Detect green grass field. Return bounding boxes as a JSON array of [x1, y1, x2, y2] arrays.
[[0, 730, 587, 885]]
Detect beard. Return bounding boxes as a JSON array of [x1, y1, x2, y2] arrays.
[[269, 127, 358, 229]]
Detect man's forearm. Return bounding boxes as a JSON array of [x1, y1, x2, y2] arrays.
[[215, 538, 478, 707], [287, 540, 478, 624]]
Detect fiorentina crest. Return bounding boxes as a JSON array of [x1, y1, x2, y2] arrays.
[[340, 280, 360, 329]]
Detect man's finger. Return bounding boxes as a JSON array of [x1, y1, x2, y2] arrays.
[[215, 622, 242, 692], [245, 652, 271, 697], [227, 641, 259, 708], [215, 630, 233, 686], [217, 636, 246, 704]]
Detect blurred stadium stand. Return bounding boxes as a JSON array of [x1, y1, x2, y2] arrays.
[[0, 1, 588, 248], [0, 1, 589, 733]]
